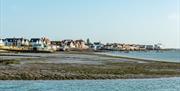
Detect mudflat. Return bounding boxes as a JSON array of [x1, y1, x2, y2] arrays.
[[0, 52, 180, 80]]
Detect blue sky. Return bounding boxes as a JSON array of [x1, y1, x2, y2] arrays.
[[0, 0, 179, 48]]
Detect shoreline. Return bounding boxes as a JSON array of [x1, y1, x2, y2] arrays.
[[65, 51, 180, 63], [0, 51, 180, 80]]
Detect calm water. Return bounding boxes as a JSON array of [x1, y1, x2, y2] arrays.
[[0, 78, 180, 91], [103, 50, 180, 62]]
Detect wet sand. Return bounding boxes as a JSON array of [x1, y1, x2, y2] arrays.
[[0, 52, 180, 80]]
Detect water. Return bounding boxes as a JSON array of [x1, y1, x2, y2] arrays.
[[102, 50, 180, 62], [0, 78, 180, 91]]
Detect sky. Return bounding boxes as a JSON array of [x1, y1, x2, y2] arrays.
[[0, 0, 179, 48]]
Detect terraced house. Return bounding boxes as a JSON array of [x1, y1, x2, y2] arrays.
[[29, 37, 57, 51], [0, 39, 5, 47], [4, 38, 29, 47], [74, 40, 89, 49]]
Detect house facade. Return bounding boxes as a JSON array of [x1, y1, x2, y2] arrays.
[[74, 40, 89, 49], [4, 38, 29, 47], [30, 38, 45, 50], [154, 43, 162, 50], [0, 39, 5, 47], [62, 40, 76, 48], [145, 45, 154, 50], [93, 42, 104, 50], [59, 39, 89, 51]]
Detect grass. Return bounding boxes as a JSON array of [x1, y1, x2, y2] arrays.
[[0, 59, 20, 65], [59, 63, 180, 76], [0, 57, 36, 65], [1, 62, 180, 80]]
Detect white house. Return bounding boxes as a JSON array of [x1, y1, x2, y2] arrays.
[[154, 43, 162, 50], [30, 38, 44, 50], [93, 42, 104, 50], [4, 38, 29, 47], [17, 38, 29, 46], [75, 40, 89, 49], [145, 45, 154, 50], [61, 40, 76, 49], [30, 37, 55, 51], [30, 38, 43, 46], [0, 39, 5, 47]]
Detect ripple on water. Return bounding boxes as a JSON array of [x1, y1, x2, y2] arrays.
[[0, 77, 180, 91]]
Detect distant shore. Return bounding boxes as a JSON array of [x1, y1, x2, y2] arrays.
[[0, 51, 180, 80]]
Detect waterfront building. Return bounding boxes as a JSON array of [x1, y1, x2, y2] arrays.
[[41, 37, 51, 45], [75, 40, 89, 49], [0, 39, 5, 47], [93, 42, 104, 50], [104, 43, 114, 50], [137, 45, 146, 50], [59, 40, 75, 51], [30, 37, 55, 51], [4, 38, 29, 47], [30, 38, 45, 50], [62, 39, 76, 48], [154, 43, 162, 50], [59, 39, 89, 51], [145, 45, 154, 50], [51, 41, 61, 50], [30, 38, 44, 46]]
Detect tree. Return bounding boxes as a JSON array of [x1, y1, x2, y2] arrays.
[[87, 38, 90, 45]]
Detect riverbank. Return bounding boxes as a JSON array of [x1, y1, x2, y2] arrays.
[[0, 52, 180, 80]]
